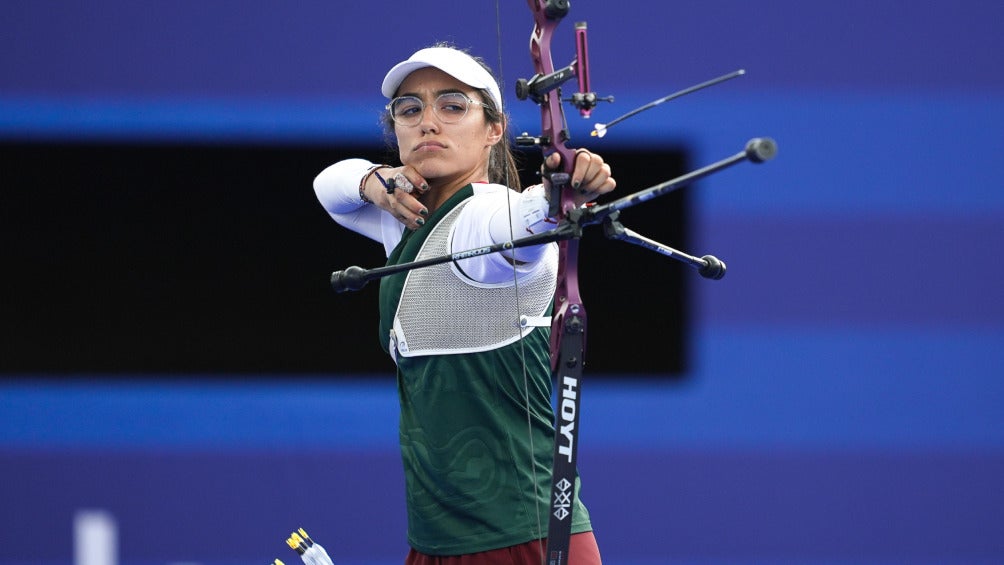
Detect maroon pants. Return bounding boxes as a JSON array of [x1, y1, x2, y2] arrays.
[[405, 532, 602, 565]]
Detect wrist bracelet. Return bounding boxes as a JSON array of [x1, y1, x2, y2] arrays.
[[359, 164, 390, 204]]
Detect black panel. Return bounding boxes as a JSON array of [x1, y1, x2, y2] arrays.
[[1, 142, 690, 376]]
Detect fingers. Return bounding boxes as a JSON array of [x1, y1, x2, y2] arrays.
[[391, 172, 417, 194], [386, 192, 429, 230], [544, 152, 562, 171], [541, 150, 615, 200], [401, 168, 430, 195], [386, 189, 428, 230], [571, 150, 614, 195], [378, 168, 429, 196], [373, 167, 429, 230]]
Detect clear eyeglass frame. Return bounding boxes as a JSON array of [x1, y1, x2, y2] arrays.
[[386, 92, 486, 127]]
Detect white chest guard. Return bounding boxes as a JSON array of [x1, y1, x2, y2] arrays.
[[390, 199, 558, 359]]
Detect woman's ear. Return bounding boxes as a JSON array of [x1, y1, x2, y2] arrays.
[[486, 117, 505, 146]]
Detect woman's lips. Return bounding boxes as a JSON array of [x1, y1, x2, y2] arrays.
[[414, 142, 446, 151]]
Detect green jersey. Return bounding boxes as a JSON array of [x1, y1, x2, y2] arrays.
[[378, 185, 591, 555]]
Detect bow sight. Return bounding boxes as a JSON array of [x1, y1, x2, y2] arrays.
[[515, 21, 613, 149]]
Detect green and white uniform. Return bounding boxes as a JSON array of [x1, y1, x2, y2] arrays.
[[313, 162, 592, 555]]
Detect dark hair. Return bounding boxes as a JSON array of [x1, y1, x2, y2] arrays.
[[381, 45, 523, 191]]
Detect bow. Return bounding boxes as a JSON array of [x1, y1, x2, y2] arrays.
[[510, 4, 778, 563], [511, 2, 593, 564]]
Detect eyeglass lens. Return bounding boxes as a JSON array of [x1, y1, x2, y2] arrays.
[[390, 93, 475, 125]]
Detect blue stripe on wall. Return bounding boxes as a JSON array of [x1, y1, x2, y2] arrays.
[[4, 92, 1001, 216], [4, 336, 1003, 452]]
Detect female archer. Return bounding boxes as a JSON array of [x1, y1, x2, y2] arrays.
[[313, 44, 614, 565]]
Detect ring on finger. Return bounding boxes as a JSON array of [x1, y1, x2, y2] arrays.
[[393, 173, 415, 194]]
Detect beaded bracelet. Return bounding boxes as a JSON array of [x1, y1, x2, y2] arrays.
[[359, 164, 391, 204]]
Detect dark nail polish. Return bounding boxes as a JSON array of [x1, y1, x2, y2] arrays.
[[416, 217, 425, 226], [420, 208, 429, 216]]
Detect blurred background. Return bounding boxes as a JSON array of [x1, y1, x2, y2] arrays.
[[2, 1, 1002, 564]]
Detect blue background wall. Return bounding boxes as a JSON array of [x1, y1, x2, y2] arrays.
[[3, 1, 1003, 564]]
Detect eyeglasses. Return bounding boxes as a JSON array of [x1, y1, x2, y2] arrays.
[[386, 92, 486, 127]]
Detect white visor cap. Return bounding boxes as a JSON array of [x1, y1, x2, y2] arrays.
[[381, 47, 503, 112]]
